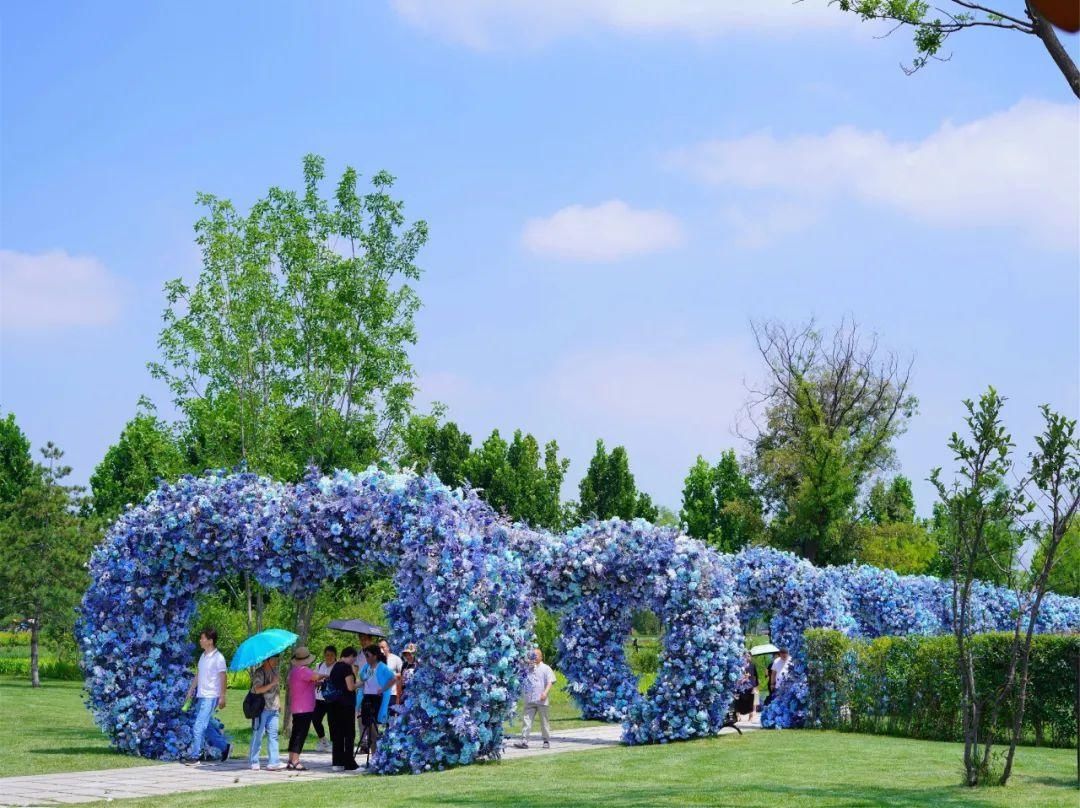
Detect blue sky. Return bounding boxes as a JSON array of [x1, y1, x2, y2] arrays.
[[2, 1, 1078, 513]]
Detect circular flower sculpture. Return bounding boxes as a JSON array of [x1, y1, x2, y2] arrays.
[[78, 469, 533, 774], [720, 547, 854, 729], [524, 519, 744, 744], [80, 468, 1080, 767]]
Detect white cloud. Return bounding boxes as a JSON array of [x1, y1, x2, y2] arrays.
[[0, 249, 123, 331], [669, 100, 1080, 249], [720, 201, 822, 249], [391, 0, 846, 49], [522, 200, 684, 262]]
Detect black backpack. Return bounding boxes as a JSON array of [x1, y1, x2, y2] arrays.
[[243, 690, 265, 719]]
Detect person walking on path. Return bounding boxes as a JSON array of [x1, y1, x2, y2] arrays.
[[285, 646, 326, 770], [312, 645, 336, 753], [766, 648, 791, 705], [514, 648, 556, 750], [183, 627, 231, 764], [325, 646, 360, 771], [248, 655, 286, 771]]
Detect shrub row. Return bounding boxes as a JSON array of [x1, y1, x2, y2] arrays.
[[0, 657, 82, 680], [804, 629, 1079, 748]]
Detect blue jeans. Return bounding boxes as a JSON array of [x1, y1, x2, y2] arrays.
[[249, 709, 280, 766], [189, 697, 229, 759]]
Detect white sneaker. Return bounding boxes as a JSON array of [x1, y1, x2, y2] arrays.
[[266, 762, 287, 771], [250, 764, 260, 771], [317, 738, 331, 753], [332, 765, 346, 772]]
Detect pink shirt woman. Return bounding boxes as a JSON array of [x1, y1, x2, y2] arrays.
[[289, 665, 319, 715]]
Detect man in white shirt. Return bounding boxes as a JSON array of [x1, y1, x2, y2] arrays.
[[183, 627, 231, 763], [513, 648, 556, 750], [768, 648, 791, 695], [379, 639, 404, 703]]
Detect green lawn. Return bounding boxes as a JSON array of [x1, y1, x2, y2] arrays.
[[4, 676, 1078, 807], [1, 669, 645, 777], [78, 731, 1079, 808]]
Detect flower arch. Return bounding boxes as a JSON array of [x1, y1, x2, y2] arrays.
[[720, 547, 853, 728], [522, 519, 745, 744], [78, 469, 534, 774]]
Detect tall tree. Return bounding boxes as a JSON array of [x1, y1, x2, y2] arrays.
[[832, 1, 1079, 98], [399, 410, 472, 488], [680, 451, 763, 552], [90, 399, 185, 521], [930, 389, 1080, 786], [744, 319, 917, 564], [462, 429, 569, 530], [150, 154, 428, 481], [0, 411, 34, 506], [0, 442, 91, 687], [578, 440, 657, 522], [864, 476, 916, 525]]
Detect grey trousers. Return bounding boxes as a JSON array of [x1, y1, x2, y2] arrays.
[[521, 701, 550, 743]]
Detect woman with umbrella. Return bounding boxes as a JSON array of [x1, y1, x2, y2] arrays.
[[230, 628, 298, 772]]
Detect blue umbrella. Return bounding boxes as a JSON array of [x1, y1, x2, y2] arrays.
[[229, 628, 299, 671]]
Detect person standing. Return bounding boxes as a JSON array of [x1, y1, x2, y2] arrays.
[[358, 645, 395, 763], [379, 639, 403, 705], [513, 648, 556, 750], [399, 643, 417, 704], [183, 627, 231, 764], [734, 652, 759, 721], [312, 645, 337, 753], [325, 646, 360, 771], [248, 655, 286, 771], [768, 648, 791, 699], [285, 646, 326, 770]]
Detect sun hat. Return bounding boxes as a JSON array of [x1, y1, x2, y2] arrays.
[[403, 643, 418, 655], [292, 646, 316, 666]]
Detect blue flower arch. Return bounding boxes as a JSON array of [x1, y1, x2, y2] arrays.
[[719, 547, 854, 729], [79, 470, 1080, 768], [78, 469, 534, 774], [522, 519, 745, 744]]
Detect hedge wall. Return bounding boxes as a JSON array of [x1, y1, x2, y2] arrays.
[[804, 629, 1079, 749]]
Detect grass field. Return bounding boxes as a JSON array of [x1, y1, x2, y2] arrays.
[[79, 731, 1080, 808], [4, 676, 1078, 807], [0, 672, 604, 777]]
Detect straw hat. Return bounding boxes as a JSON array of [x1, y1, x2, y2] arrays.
[[292, 646, 316, 666]]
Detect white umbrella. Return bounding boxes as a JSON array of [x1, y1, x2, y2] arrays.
[[750, 643, 779, 656]]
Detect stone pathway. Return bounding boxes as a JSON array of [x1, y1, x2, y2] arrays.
[[0, 722, 757, 806]]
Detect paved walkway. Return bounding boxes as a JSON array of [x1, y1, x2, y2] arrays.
[[0, 721, 757, 806]]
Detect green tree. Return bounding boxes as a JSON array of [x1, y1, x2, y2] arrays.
[[0, 442, 91, 687], [0, 412, 34, 506], [462, 429, 568, 529], [865, 476, 916, 524], [1030, 523, 1080, 597], [90, 399, 185, 521], [578, 440, 657, 522], [680, 451, 763, 552], [745, 319, 916, 564], [832, 1, 1078, 99], [399, 410, 472, 488], [150, 154, 428, 481]]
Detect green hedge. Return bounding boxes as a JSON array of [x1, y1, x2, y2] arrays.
[[804, 629, 1079, 748], [0, 658, 82, 681]]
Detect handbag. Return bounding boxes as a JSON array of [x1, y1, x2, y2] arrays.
[[243, 690, 265, 719]]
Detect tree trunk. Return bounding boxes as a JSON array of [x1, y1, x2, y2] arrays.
[[244, 575, 253, 637], [255, 587, 264, 634], [29, 617, 41, 689], [1028, 2, 1080, 99]]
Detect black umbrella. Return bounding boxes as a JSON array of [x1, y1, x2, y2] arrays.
[[327, 618, 386, 638]]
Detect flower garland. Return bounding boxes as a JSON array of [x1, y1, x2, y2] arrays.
[[78, 469, 533, 774], [524, 520, 744, 744]]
